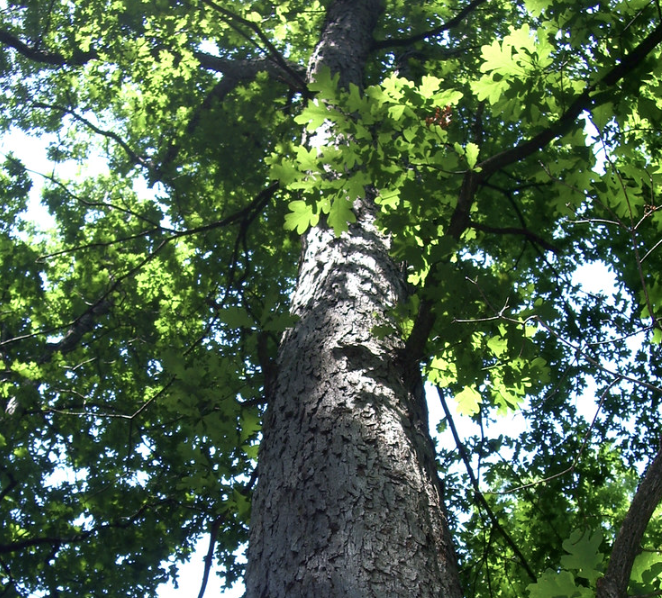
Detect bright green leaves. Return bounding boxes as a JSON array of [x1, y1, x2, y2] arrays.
[[479, 24, 553, 80], [0, 155, 32, 232], [454, 142, 480, 170], [523, 0, 553, 18], [473, 23, 560, 126], [271, 68, 465, 238], [454, 386, 483, 417], [285, 199, 320, 234], [294, 100, 333, 132], [630, 549, 662, 596], [528, 530, 604, 598], [427, 320, 549, 417], [560, 529, 604, 583], [327, 195, 357, 236], [272, 69, 363, 236]]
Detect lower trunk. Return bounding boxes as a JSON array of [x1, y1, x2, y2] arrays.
[[245, 200, 462, 598]]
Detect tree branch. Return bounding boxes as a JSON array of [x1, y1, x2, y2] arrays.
[[478, 20, 662, 178], [158, 55, 304, 176], [597, 445, 662, 598], [197, 515, 224, 598], [0, 27, 96, 66], [31, 101, 152, 173], [198, 0, 308, 91], [0, 497, 178, 555], [468, 222, 560, 253], [436, 385, 538, 582], [0, 183, 278, 394], [38, 299, 113, 363], [197, 471, 257, 598], [194, 53, 306, 90], [372, 0, 489, 50], [406, 20, 662, 364]]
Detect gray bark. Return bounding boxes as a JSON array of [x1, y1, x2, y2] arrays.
[[597, 445, 662, 598], [244, 2, 462, 596], [245, 200, 462, 598]]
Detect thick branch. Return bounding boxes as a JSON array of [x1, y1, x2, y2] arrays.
[[406, 20, 662, 363], [0, 27, 96, 66], [38, 299, 113, 363], [597, 446, 662, 598], [158, 55, 304, 175], [478, 20, 662, 178], [198, 0, 307, 90], [194, 53, 306, 90]]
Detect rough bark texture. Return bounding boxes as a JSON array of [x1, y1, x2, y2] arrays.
[[244, 2, 462, 596], [597, 445, 662, 598], [245, 199, 462, 598]]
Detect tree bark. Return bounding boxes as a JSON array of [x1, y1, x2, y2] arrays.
[[596, 445, 662, 598], [244, 6, 462, 594], [245, 195, 462, 597]]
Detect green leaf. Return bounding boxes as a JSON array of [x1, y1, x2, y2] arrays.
[[465, 142, 480, 169], [419, 75, 441, 99], [217, 307, 254, 329], [388, 104, 406, 121], [631, 550, 662, 588], [455, 386, 483, 416], [523, 0, 552, 17], [284, 200, 320, 234], [269, 159, 299, 185], [294, 102, 332, 132], [560, 529, 604, 582], [528, 569, 591, 598], [307, 65, 341, 97], [327, 195, 356, 236]]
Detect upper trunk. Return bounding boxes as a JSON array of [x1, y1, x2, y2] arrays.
[[244, 2, 462, 596]]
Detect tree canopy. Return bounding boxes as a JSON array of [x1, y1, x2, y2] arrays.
[[0, 0, 661, 596]]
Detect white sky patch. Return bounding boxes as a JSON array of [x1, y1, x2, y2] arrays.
[[571, 260, 616, 296], [1, 129, 58, 229], [157, 546, 245, 598], [583, 113, 608, 175]]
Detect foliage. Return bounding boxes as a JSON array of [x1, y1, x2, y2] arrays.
[[0, 0, 661, 596]]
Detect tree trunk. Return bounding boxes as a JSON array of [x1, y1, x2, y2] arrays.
[[244, 2, 463, 596]]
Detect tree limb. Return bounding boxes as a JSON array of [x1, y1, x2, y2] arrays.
[[478, 20, 662, 178], [0, 497, 179, 555], [0, 27, 96, 66], [468, 222, 560, 253], [436, 385, 538, 583], [372, 0, 489, 50], [194, 53, 306, 90], [406, 20, 662, 363], [597, 445, 662, 598], [158, 55, 304, 176], [31, 101, 152, 172], [198, 0, 308, 91], [197, 471, 257, 598]]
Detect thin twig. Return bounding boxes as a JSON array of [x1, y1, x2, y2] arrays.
[[502, 379, 617, 493], [436, 385, 537, 582]]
